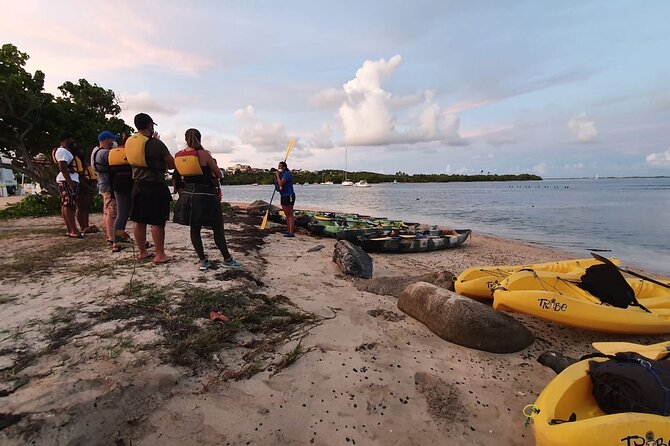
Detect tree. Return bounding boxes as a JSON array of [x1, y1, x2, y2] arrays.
[[0, 44, 133, 196]]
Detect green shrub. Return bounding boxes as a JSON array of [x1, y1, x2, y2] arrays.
[[0, 194, 60, 218]]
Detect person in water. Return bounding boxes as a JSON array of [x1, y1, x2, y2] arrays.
[[275, 161, 295, 237], [173, 128, 241, 271]]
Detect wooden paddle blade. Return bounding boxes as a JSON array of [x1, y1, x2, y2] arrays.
[[284, 138, 295, 160], [260, 209, 270, 230], [592, 341, 670, 360]]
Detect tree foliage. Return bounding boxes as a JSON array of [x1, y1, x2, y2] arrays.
[[0, 44, 133, 196], [222, 169, 542, 186]]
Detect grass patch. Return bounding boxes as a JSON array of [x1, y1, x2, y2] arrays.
[[0, 226, 65, 240], [0, 194, 102, 219], [97, 283, 316, 374], [3, 236, 108, 277]]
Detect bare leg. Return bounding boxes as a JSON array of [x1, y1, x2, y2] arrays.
[[134, 222, 149, 259], [282, 204, 295, 234], [64, 206, 78, 236], [151, 225, 170, 263]]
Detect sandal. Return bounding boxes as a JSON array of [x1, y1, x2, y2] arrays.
[[111, 245, 126, 253]]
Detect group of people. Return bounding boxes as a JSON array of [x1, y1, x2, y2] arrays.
[[53, 112, 252, 270]]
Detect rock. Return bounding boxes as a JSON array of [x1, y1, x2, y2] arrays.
[[307, 244, 326, 252], [398, 282, 534, 353], [332, 240, 373, 279], [537, 351, 577, 375], [355, 270, 455, 297], [246, 200, 278, 216]]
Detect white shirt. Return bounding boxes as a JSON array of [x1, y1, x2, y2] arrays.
[[54, 147, 79, 183]]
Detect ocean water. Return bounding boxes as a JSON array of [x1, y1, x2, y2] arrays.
[[221, 177, 670, 275]]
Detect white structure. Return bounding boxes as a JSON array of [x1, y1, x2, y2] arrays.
[[355, 179, 370, 187], [0, 156, 18, 197], [342, 148, 354, 186]]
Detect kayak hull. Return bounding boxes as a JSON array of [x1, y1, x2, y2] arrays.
[[359, 229, 471, 253], [530, 358, 670, 446]]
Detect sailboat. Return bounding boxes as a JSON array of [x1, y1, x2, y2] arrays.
[[342, 147, 354, 186], [594, 173, 599, 180]]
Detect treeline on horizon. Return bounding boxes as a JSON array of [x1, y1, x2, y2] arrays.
[[222, 170, 542, 185]]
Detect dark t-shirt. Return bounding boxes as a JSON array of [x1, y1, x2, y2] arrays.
[[132, 138, 170, 182]]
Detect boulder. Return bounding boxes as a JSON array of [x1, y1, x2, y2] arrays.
[[333, 240, 373, 279], [246, 200, 279, 216], [355, 270, 455, 297], [398, 282, 534, 353]]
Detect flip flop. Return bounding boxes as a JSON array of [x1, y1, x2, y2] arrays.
[[68, 233, 85, 239], [136, 254, 153, 261], [153, 257, 174, 265], [111, 245, 126, 253], [145, 242, 154, 249]]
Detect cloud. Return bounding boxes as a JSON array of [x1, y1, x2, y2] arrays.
[[652, 92, 670, 111], [568, 113, 598, 142], [328, 55, 465, 146], [532, 162, 547, 176], [120, 91, 178, 116], [202, 135, 237, 154], [308, 123, 335, 149], [645, 149, 670, 166], [233, 105, 309, 158], [309, 88, 345, 108]]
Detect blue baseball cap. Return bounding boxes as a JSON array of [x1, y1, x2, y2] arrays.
[[98, 130, 118, 142]]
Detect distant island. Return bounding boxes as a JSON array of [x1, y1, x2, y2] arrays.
[[221, 169, 542, 185]]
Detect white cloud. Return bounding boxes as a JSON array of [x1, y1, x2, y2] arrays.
[[568, 113, 598, 142], [309, 88, 344, 108], [315, 55, 465, 146], [202, 135, 237, 154], [645, 149, 670, 166], [233, 104, 307, 158], [563, 163, 584, 170], [309, 123, 335, 149], [532, 161, 547, 176], [120, 91, 178, 116]]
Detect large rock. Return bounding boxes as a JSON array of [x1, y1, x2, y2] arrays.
[[398, 282, 534, 353], [355, 270, 455, 297], [245, 200, 279, 216], [333, 240, 373, 279]]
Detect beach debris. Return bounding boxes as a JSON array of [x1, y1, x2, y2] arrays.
[[398, 282, 534, 353], [537, 351, 577, 375], [209, 311, 229, 323], [332, 240, 373, 279], [307, 244, 325, 252], [367, 308, 405, 322], [355, 270, 455, 297]]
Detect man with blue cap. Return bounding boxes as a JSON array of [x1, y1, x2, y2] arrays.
[[91, 130, 118, 246]]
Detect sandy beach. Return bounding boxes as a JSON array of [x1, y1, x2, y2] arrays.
[[1, 206, 667, 446]]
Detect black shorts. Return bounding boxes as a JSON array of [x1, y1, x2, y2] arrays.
[[280, 194, 295, 206], [130, 180, 172, 226]]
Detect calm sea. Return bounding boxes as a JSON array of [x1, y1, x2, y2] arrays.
[[221, 177, 670, 275]]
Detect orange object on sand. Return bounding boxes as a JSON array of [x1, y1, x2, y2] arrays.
[[209, 311, 229, 322]]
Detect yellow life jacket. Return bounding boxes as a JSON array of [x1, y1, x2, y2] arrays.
[[84, 165, 97, 181], [125, 133, 149, 167], [108, 147, 129, 167], [175, 149, 204, 176]]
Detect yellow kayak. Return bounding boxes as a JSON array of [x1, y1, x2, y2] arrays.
[[455, 257, 620, 300], [527, 357, 670, 446], [592, 340, 670, 360], [493, 270, 670, 334]]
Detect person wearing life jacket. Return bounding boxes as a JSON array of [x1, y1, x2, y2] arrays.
[[108, 133, 139, 253], [73, 143, 100, 235], [91, 130, 118, 246], [52, 133, 83, 238], [173, 128, 241, 271], [126, 113, 175, 263]]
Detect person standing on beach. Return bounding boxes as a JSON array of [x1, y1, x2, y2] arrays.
[[109, 134, 136, 253], [275, 161, 296, 237], [173, 128, 241, 271], [91, 131, 118, 246], [53, 133, 82, 238], [72, 142, 99, 235], [125, 113, 175, 263]]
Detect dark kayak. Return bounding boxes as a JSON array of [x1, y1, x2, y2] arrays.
[[358, 229, 472, 253]]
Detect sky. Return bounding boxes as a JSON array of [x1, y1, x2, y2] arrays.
[[2, 0, 670, 178]]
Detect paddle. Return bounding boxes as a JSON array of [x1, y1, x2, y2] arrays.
[[592, 340, 670, 360], [260, 138, 295, 230], [591, 252, 670, 291]]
